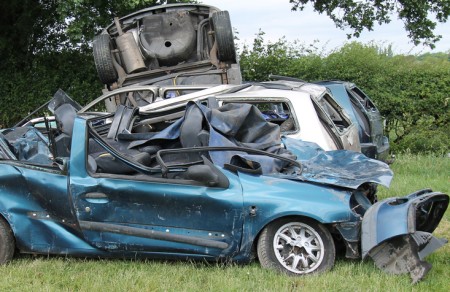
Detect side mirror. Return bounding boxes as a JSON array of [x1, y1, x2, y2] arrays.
[[185, 164, 229, 188]]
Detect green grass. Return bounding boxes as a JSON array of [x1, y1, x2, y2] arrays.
[[1, 154, 449, 291]]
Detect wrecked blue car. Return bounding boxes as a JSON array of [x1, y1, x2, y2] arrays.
[[317, 80, 391, 162], [0, 91, 447, 283]]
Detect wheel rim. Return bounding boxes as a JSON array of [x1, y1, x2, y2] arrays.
[[273, 222, 325, 274]]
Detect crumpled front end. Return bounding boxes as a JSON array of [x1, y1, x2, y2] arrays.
[[362, 189, 449, 283]]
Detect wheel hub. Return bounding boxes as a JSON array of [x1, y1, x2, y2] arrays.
[[273, 222, 325, 274]]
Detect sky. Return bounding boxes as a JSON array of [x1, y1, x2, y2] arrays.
[[202, 0, 450, 55]]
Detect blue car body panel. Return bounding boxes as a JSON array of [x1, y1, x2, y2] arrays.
[[0, 163, 356, 260], [361, 189, 448, 283], [362, 189, 449, 258]]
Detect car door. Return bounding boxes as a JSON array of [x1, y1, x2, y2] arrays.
[[68, 137, 244, 258], [312, 92, 361, 152]]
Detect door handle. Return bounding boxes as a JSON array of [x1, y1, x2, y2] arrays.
[[84, 192, 109, 203]]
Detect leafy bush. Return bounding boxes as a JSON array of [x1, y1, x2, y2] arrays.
[[391, 117, 449, 154], [0, 52, 102, 127]]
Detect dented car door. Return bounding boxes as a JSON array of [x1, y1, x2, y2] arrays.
[[68, 118, 244, 257]]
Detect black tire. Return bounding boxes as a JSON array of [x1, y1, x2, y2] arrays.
[[0, 217, 15, 265], [93, 34, 118, 85], [257, 218, 335, 275], [211, 11, 236, 62]]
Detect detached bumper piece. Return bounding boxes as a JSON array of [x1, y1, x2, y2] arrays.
[[367, 232, 447, 284], [362, 189, 449, 283]]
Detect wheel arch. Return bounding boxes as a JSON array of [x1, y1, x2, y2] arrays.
[[0, 212, 16, 264], [250, 214, 334, 257], [0, 211, 16, 241], [0, 212, 12, 228], [253, 214, 337, 275]]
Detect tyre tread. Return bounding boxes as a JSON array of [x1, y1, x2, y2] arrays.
[[211, 11, 236, 62], [93, 34, 118, 85]]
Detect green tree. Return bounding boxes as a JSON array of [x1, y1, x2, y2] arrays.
[[0, 0, 195, 127], [0, 1, 66, 61], [289, 0, 449, 48], [0, 0, 193, 57]]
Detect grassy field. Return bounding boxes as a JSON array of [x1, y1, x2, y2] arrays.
[[1, 154, 449, 291]]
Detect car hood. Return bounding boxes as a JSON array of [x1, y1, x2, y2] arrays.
[[282, 137, 392, 189]]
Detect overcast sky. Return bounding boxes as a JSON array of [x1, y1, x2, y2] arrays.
[[203, 0, 449, 55]]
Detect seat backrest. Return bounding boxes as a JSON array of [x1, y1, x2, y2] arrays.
[[107, 105, 138, 140], [54, 103, 78, 137]]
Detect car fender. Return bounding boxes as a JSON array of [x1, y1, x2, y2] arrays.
[[234, 171, 357, 259], [240, 172, 355, 223]]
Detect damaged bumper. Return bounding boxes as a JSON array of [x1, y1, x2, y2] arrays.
[[362, 189, 449, 283]]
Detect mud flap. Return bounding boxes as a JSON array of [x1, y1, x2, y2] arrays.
[[368, 232, 447, 284]]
